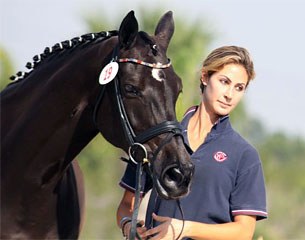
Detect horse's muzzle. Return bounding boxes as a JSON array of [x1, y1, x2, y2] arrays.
[[157, 162, 194, 200]]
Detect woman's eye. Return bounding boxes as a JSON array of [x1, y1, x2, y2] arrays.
[[236, 84, 245, 92], [220, 79, 229, 85], [124, 84, 141, 96]]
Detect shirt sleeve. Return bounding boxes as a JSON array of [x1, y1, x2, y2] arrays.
[[119, 163, 153, 196], [230, 149, 268, 220]]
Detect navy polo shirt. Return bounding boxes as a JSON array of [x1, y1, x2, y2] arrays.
[[119, 106, 267, 229]]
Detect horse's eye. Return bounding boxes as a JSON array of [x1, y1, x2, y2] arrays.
[[124, 84, 141, 97], [151, 44, 158, 56]]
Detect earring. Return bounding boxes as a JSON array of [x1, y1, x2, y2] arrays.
[[202, 81, 207, 86], [201, 72, 207, 85]]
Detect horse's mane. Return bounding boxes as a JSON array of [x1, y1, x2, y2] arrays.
[[10, 30, 119, 83]]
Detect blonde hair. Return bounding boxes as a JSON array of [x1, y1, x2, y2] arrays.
[[200, 46, 255, 92]]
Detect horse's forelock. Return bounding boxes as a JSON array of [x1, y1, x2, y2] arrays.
[[138, 31, 155, 46]]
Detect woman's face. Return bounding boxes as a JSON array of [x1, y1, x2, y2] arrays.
[[201, 63, 248, 117]]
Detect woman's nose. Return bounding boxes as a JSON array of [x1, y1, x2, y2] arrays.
[[225, 87, 234, 99]]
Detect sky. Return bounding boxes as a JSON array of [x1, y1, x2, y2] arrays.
[[1, 0, 305, 138]]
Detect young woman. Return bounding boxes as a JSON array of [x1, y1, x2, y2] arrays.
[[117, 46, 267, 240]]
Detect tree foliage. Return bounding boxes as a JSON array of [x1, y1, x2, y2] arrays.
[[0, 46, 14, 90]]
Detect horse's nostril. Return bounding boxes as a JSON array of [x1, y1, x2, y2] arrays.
[[169, 167, 183, 182], [162, 166, 184, 186]]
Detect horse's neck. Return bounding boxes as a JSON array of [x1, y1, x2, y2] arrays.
[[2, 39, 115, 176], [5, 37, 116, 132]]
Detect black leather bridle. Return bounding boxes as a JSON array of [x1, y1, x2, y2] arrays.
[[93, 45, 185, 240], [93, 44, 184, 151]]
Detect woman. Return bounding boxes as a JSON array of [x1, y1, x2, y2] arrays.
[[117, 46, 267, 240]]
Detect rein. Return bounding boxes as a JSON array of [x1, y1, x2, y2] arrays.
[[93, 44, 185, 240]]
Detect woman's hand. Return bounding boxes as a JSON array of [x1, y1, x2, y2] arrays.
[[141, 213, 184, 240], [123, 220, 147, 240]]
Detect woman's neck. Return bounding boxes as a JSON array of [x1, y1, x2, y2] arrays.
[[187, 102, 218, 151]]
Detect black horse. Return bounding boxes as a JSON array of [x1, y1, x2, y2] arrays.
[[0, 11, 194, 239]]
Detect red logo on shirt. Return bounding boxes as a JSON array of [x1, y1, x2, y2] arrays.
[[213, 151, 228, 162]]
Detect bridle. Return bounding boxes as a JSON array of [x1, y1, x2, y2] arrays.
[[93, 44, 184, 152], [93, 44, 185, 240]]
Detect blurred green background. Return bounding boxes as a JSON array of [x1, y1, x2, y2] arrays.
[[1, 4, 305, 240]]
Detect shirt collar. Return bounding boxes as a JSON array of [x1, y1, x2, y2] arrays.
[[181, 105, 231, 135]]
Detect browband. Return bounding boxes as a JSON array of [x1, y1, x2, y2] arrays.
[[118, 58, 171, 69]]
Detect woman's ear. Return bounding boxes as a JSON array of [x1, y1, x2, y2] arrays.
[[201, 70, 208, 86]]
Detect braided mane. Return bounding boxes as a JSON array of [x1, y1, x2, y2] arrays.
[[10, 30, 118, 82]]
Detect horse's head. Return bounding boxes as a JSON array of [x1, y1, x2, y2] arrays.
[[97, 11, 194, 200]]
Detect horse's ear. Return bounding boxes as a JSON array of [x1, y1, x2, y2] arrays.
[[154, 11, 174, 51], [118, 11, 139, 49]]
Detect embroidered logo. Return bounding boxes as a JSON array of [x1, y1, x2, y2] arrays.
[[213, 151, 228, 162]]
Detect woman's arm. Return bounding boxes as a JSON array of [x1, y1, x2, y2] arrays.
[[141, 214, 256, 240], [117, 190, 135, 226], [116, 190, 146, 238]]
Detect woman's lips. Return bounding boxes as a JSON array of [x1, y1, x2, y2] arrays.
[[218, 100, 231, 107]]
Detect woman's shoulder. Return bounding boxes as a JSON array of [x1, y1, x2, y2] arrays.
[[228, 129, 261, 165], [183, 105, 198, 118], [220, 125, 258, 156], [180, 105, 198, 128], [228, 127, 255, 148]]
